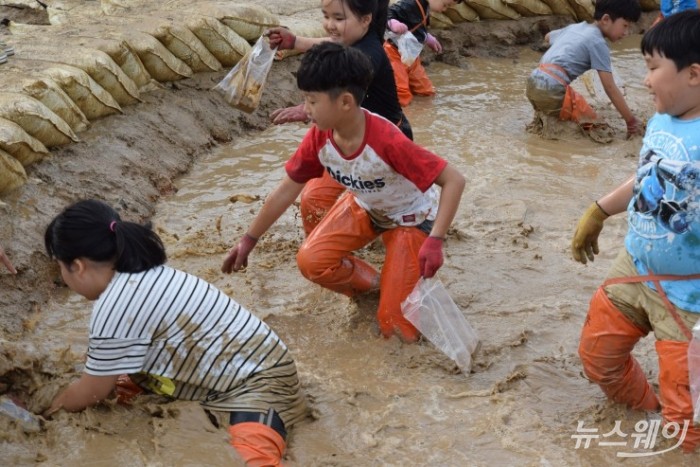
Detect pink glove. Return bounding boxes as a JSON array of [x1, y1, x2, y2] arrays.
[[625, 116, 645, 139], [418, 236, 444, 278], [266, 27, 296, 50], [270, 103, 309, 125], [425, 33, 442, 53], [221, 234, 258, 273], [387, 19, 408, 34]]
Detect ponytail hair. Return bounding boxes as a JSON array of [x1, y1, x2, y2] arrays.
[[45, 199, 166, 273]]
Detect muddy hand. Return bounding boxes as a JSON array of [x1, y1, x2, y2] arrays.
[[221, 234, 258, 273], [271, 104, 309, 125], [625, 116, 645, 139], [571, 202, 608, 264]]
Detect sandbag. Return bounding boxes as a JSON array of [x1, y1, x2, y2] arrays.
[[42, 65, 123, 121], [0, 92, 78, 147], [274, 17, 327, 60], [115, 30, 193, 82], [0, 148, 27, 195], [0, 117, 49, 167], [9, 58, 122, 121], [444, 3, 480, 22], [0, 70, 88, 133], [13, 43, 141, 106], [171, 1, 280, 41], [465, 0, 522, 20], [539, 0, 576, 17], [429, 12, 455, 29], [144, 17, 222, 72], [503, 0, 553, 16], [8, 21, 156, 92], [566, 0, 594, 21], [185, 15, 251, 67]]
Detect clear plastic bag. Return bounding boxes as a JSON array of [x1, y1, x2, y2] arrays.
[[689, 321, 700, 423], [213, 35, 275, 113], [386, 31, 424, 67], [401, 277, 479, 373]]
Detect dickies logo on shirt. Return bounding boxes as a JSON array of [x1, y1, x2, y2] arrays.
[[326, 166, 385, 191]]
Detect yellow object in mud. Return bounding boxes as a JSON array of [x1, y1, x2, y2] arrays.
[[145, 374, 176, 396]]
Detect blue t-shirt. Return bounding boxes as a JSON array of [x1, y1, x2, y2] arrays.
[[625, 113, 700, 312], [661, 0, 698, 17], [531, 22, 612, 86]]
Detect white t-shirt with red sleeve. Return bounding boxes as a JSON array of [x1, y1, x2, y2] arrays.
[[284, 110, 447, 229]]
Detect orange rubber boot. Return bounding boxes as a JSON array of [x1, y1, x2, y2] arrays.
[[578, 288, 660, 411], [376, 227, 427, 342], [656, 340, 700, 453], [229, 422, 286, 466]]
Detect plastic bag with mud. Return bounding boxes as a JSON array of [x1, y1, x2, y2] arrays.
[[213, 36, 275, 113], [401, 277, 480, 373], [386, 31, 423, 66]]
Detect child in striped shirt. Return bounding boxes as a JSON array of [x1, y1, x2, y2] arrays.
[[43, 199, 307, 466]]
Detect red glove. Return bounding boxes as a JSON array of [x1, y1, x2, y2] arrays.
[[418, 236, 443, 278], [221, 234, 258, 273], [115, 374, 143, 405], [387, 19, 408, 34], [625, 116, 645, 139], [270, 103, 310, 125], [266, 27, 296, 50], [425, 33, 442, 53]]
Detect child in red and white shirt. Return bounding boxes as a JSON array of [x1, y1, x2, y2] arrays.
[[222, 42, 465, 342]]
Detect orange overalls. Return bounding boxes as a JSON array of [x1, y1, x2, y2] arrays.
[[383, 0, 436, 107], [537, 63, 597, 124]]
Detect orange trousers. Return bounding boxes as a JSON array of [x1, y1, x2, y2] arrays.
[[299, 171, 344, 236], [579, 288, 700, 452], [296, 193, 427, 341], [229, 422, 286, 466], [383, 42, 435, 107]]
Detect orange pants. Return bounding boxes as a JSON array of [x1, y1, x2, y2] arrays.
[[579, 287, 700, 452], [296, 193, 427, 341], [299, 171, 344, 236], [383, 42, 435, 107], [229, 422, 286, 466]]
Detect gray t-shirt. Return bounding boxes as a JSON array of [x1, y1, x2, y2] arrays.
[[532, 22, 612, 85]]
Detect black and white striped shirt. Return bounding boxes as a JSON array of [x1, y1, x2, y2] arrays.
[[86, 266, 294, 403]]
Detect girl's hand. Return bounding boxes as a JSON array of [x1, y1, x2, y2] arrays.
[[425, 34, 442, 53], [266, 27, 296, 50], [387, 19, 408, 34]]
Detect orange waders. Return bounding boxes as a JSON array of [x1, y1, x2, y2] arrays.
[[296, 193, 426, 341], [538, 64, 597, 124], [229, 422, 286, 466], [579, 273, 700, 452], [383, 42, 435, 108], [299, 171, 344, 236]]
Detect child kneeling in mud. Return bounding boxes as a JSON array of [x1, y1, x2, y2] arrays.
[[43, 199, 307, 466], [221, 42, 465, 343], [525, 0, 645, 142]]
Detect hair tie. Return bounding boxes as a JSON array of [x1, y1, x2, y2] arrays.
[[109, 221, 117, 233]]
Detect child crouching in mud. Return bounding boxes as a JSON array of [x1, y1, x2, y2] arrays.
[[221, 42, 465, 343], [525, 0, 645, 142], [43, 199, 307, 466]]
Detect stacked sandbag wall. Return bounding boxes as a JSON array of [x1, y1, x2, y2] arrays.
[[0, 0, 661, 195], [0, 0, 282, 194]]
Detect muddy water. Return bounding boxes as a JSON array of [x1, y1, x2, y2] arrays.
[[24, 38, 699, 466]]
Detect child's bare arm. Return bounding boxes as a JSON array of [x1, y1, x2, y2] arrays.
[[430, 164, 466, 238], [599, 71, 644, 137], [45, 374, 120, 416], [596, 176, 635, 216], [222, 176, 305, 273]]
